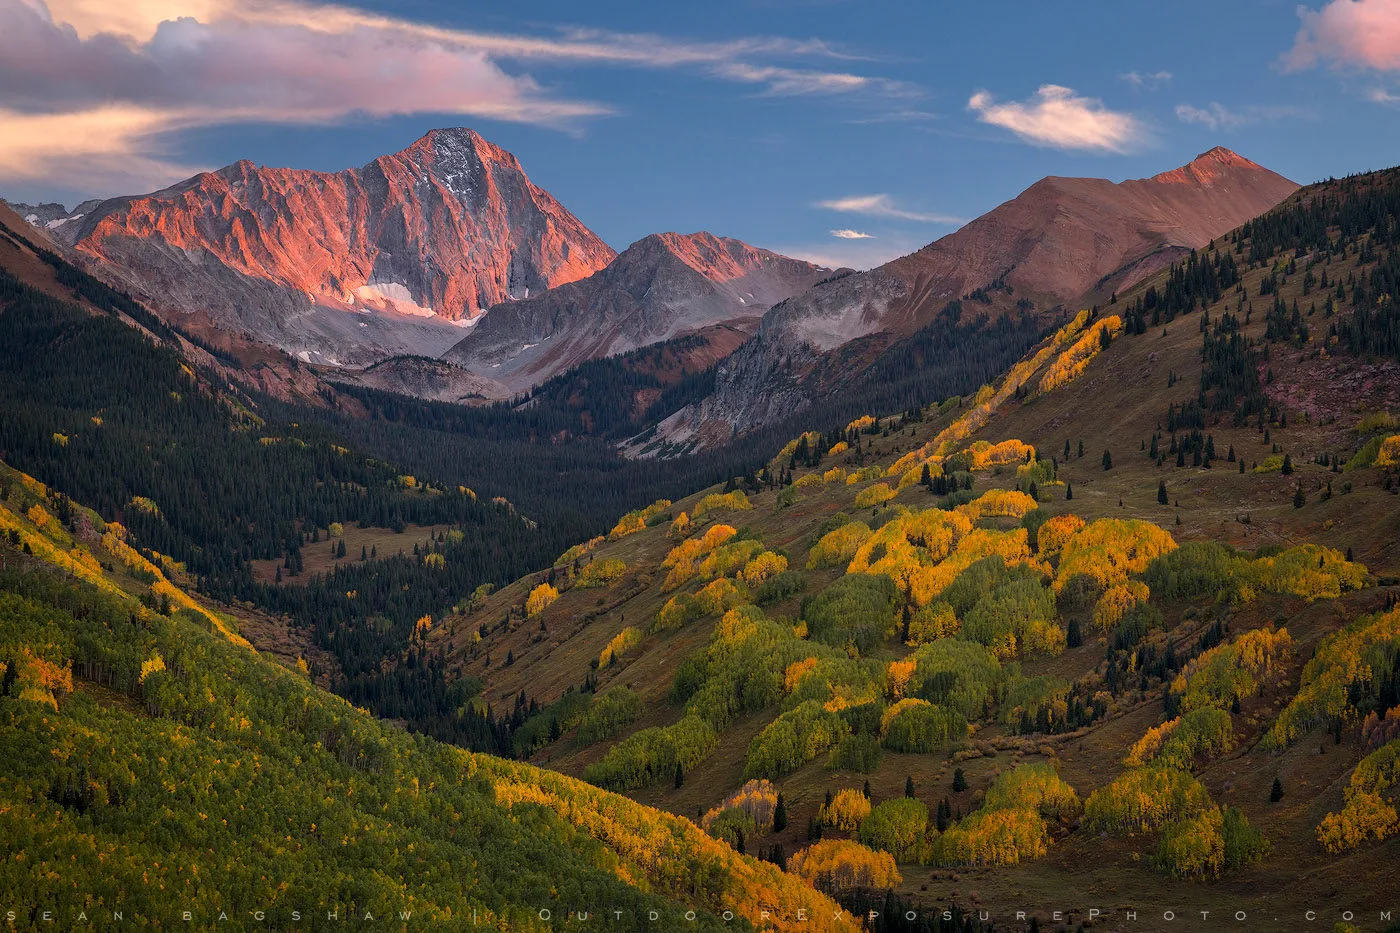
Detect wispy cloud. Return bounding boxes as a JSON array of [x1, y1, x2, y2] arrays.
[[1174, 101, 1312, 130], [967, 85, 1145, 153], [816, 194, 962, 224], [1121, 70, 1173, 90], [0, 0, 914, 192], [1282, 0, 1400, 72], [1369, 87, 1400, 104], [830, 229, 873, 239]]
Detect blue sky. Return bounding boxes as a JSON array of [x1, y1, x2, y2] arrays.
[[3, 0, 1400, 268]]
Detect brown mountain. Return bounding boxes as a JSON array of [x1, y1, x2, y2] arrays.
[[443, 231, 828, 395], [53, 128, 616, 366], [654, 147, 1299, 446]]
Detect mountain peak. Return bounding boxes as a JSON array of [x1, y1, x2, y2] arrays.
[[1150, 146, 1281, 187]]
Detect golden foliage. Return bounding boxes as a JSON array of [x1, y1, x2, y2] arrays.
[[703, 779, 780, 834], [693, 491, 752, 520], [1171, 627, 1292, 713], [962, 439, 1036, 471], [886, 657, 917, 699], [577, 558, 627, 588], [819, 789, 872, 831], [906, 601, 958, 646], [1092, 580, 1151, 633], [740, 551, 788, 586], [955, 488, 1039, 522], [784, 657, 818, 693], [668, 512, 690, 538], [1037, 314, 1123, 394], [139, 652, 166, 684], [1317, 739, 1400, 851], [1270, 608, 1400, 747], [525, 582, 559, 617], [695, 578, 748, 617], [789, 839, 901, 896], [598, 626, 643, 667], [608, 499, 672, 540], [1374, 435, 1400, 469], [662, 524, 739, 590], [807, 522, 873, 569], [823, 466, 848, 484], [854, 483, 896, 509], [1083, 766, 1211, 834], [1055, 518, 1177, 593], [10, 646, 74, 710], [556, 536, 604, 566], [932, 806, 1048, 867], [1036, 514, 1084, 555]]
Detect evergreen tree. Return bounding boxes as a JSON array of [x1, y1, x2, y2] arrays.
[[773, 793, 788, 831], [1102, 449, 1113, 471], [1293, 485, 1307, 509], [952, 768, 967, 792], [1065, 483, 1073, 500], [1281, 453, 1294, 475], [904, 776, 916, 798], [1270, 777, 1284, 802], [1158, 481, 1169, 505]]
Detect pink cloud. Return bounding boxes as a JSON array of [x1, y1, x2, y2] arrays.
[[1283, 0, 1400, 72], [967, 85, 1145, 154]]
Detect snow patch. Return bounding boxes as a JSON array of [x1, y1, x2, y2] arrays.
[[353, 282, 436, 318]]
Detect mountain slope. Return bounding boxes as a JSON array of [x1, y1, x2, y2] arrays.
[[428, 164, 1400, 922], [662, 147, 1298, 443], [51, 128, 616, 366], [444, 232, 828, 394], [0, 461, 855, 931]]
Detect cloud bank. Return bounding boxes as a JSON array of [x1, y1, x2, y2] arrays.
[[0, 0, 913, 193]]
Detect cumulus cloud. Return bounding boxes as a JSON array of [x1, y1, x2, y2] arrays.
[[816, 194, 962, 224], [967, 84, 1145, 153], [1283, 0, 1400, 71], [1175, 102, 1312, 129], [0, 0, 913, 192], [830, 229, 873, 239], [1121, 70, 1173, 90]]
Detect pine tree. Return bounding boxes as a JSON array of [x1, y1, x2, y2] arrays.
[[952, 768, 967, 792], [1065, 483, 1073, 500], [1078, 440, 1085, 458], [1293, 485, 1306, 509], [905, 776, 916, 798], [1281, 453, 1294, 475], [1158, 481, 1169, 505], [774, 793, 788, 831], [862, 780, 872, 799], [1270, 777, 1284, 802], [674, 763, 685, 789], [1102, 449, 1113, 471]]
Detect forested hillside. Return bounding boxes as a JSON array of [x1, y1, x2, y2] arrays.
[[431, 166, 1400, 925], [0, 459, 857, 931]]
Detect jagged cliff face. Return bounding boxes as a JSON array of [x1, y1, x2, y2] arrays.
[[444, 231, 827, 394], [54, 129, 616, 365], [655, 147, 1300, 447]]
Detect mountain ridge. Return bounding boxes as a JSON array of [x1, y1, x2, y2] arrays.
[[653, 146, 1300, 447], [444, 230, 828, 394], [34, 128, 617, 366]]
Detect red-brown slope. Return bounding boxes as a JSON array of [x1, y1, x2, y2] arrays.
[[662, 147, 1300, 442]]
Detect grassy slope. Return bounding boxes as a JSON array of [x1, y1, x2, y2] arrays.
[[0, 462, 857, 932], [437, 179, 1400, 927]]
